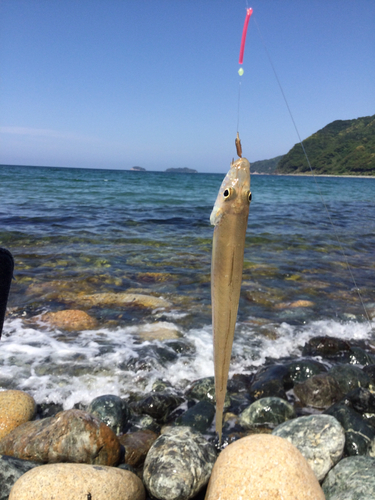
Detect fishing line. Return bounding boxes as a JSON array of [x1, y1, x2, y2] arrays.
[[253, 16, 372, 326]]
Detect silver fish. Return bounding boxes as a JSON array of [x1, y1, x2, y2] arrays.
[[210, 155, 251, 442]]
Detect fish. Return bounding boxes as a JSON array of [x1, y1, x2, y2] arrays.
[[210, 155, 251, 443]]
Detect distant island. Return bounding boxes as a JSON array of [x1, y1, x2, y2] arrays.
[[130, 166, 146, 171], [251, 114, 375, 177], [165, 167, 198, 173]]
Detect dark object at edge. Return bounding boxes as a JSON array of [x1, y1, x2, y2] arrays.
[[0, 247, 14, 338]]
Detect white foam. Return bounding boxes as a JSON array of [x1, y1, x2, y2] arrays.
[[1, 316, 374, 409]]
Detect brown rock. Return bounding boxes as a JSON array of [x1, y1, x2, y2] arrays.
[[205, 434, 325, 500], [0, 409, 120, 466], [118, 430, 158, 467], [40, 309, 98, 331], [9, 463, 145, 500], [0, 390, 36, 440]]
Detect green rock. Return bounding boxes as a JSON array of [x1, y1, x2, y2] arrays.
[[239, 397, 295, 429], [322, 456, 375, 499]]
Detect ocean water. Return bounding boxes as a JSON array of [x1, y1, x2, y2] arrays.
[[0, 164, 375, 408]]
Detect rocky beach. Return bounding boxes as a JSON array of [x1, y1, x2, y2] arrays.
[[1, 165, 375, 498], [2, 332, 375, 498]]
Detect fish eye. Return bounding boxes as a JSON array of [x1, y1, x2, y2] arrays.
[[248, 191, 252, 202], [223, 187, 233, 199]]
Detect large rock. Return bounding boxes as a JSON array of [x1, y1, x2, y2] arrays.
[[205, 434, 325, 500], [87, 394, 130, 435], [0, 455, 40, 500], [0, 390, 36, 440], [322, 456, 375, 500], [40, 309, 98, 331], [273, 414, 345, 481], [0, 409, 120, 465], [143, 426, 216, 500], [8, 463, 145, 500]]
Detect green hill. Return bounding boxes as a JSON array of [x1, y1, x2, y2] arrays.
[[276, 114, 375, 176], [251, 155, 283, 174]]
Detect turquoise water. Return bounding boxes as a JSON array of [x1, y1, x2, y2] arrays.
[[0, 164, 374, 406]]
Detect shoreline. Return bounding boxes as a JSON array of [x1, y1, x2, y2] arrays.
[[252, 172, 375, 179]]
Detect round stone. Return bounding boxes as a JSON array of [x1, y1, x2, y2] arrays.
[[8, 463, 145, 500], [205, 434, 325, 500], [0, 391, 36, 440], [273, 414, 345, 481], [239, 397, 295, 428]]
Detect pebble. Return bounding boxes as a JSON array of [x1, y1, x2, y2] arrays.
[[40, 309, 98, 331], [328, 364, 370, 394], [0, 455, 40, 500], [248, 364, 290, 400], [135, 392, 184, 423], [143, 426, 216, 500], [205, 434, 325, 499], [8, 463, 145, 500], [0, 409, 120, 465], [273, 414, 345, 481], [87, 394, 130, 435], [118, 430, 158, 468], [325, 403, 375, 456], [294, 373, 343, 408], [0, 390, 36, 440], [322, 456, 375, 500], [239, 396, 295, 429], [175, 400, 215, 433]]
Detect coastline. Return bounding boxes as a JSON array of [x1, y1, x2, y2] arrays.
[[252, 172, 375, 179]]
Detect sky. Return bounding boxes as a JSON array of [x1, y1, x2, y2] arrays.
[[0, 0, 374, 173]]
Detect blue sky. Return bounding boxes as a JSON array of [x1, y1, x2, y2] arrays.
[[1, 0, 374, 173]]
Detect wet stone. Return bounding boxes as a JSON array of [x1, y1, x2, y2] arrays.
[[87, 394, 130, 435], [175, 400, 215, 433], [127, 414, 161, 434], [135, 392, 184, 423], [322, 456, 375, 500], [328, 364, 370, 394], [248, 364, 291, 401], [273, 414, 345, 481], [363, 364, 375, 384], [143, 426, 216, 500], [286, 359, 328, 384], [118, 430, 158, 468], [342, 387, 375, 414], [349, 346, 375, 366], [325, 403, 375, 456], [185, 377, 230, 407], [152, 379, 173, 393], [239, 397, 295, 429], [0, 455, 40, 500], [294, 373, 343, 408], [302, 336, 351, 359], [36, 403, 64, 419]]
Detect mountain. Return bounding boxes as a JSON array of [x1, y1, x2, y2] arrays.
[[251, 155, 283, 174], [276, 114, 375, 176]]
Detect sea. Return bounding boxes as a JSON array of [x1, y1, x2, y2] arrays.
[[0, 164, 374, 409]]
